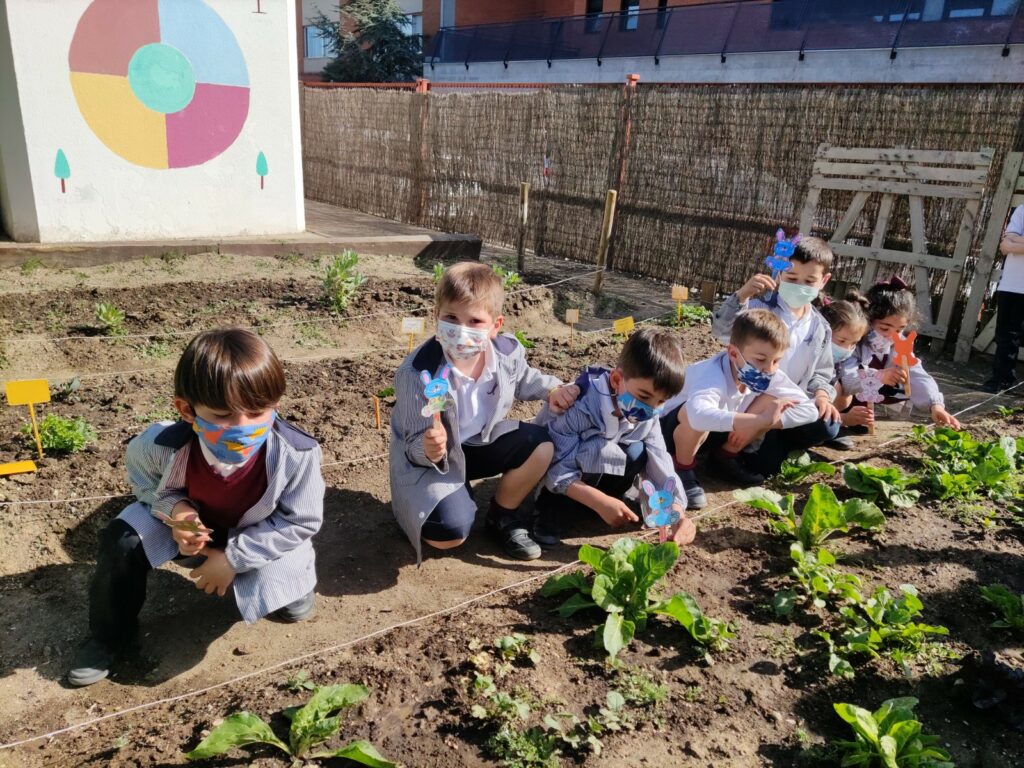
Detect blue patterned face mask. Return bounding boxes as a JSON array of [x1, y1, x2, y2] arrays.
[[616, 391, 662, 423], [832, 343, 854, 364], [192, 412, 275, 464], [734, 353, 774, 394]]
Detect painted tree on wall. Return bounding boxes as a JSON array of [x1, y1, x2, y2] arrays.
[[256, 151, 268, 189], [54, 150, 71, 194], [313, 0, 422, 83]]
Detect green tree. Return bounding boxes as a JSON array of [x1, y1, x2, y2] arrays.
[[313, 0, 422, 83]]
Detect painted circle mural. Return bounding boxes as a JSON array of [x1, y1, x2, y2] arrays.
[[69, 0, 250, 170]]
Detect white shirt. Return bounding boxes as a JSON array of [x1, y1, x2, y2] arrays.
[[664, 351, 818, 433], [197, 434, 249, 477], [446, 342, 499, 443], [999, 204, 1024, 295], [776, 301, 818, 389]]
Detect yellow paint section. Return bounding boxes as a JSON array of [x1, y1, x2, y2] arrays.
[[0, 461, 37, 477], [5, 379, 50, 406], [70, 73, 168, 169]]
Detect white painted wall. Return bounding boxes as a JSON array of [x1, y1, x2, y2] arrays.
[[0, 0, 304, 243], [426, 44, 1024, 84]]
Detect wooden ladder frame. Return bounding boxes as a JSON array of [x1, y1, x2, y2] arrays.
[[960, 151, 1024, 363], [798, 143, 993, 342]]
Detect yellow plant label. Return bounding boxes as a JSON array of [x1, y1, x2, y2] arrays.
[[5, 379, 50, 406]]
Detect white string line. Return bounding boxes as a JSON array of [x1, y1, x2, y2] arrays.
[[0, 558, 586, 752], [0, 269, 604, 346], [0, 381, 1020, 749]]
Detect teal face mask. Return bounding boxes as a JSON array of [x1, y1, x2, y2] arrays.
[[831, 343, 854, 364], [778, 282, 819, 310]]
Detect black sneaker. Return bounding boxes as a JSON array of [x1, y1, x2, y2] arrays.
[[270, 591, 316, 623], [487, 515, 542, 560], [68, 636, 117, 687], [709, 454, 764, 486], [825, 435, 855, 451], [981, 378, 1015, 395], [531, 507, 562, 549], [678, 468, 707, 509]]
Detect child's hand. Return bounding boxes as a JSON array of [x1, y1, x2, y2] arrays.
[[548, 384, 581, 415], [880, 367, 908, 387], [189, 548, 235, 596], [422, 419, 447, 464], [930, 405, 960, 430], [814, 392, 841, 424], [594, 494, 639, 528], [171, 502, 210, 556], [842, 405, 874, 428], [759, 398, 796, 428], [670, 505, 696, 546], [736, 274, 776, 302]]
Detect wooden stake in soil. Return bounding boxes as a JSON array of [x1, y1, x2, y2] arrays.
[[516, 182, 530, 274], [593, 189, 618, 296], [373, 396, 382, 431], [700, 281, 717, 308], [5, 379, 50, 461], [565, 308, 579, 346]]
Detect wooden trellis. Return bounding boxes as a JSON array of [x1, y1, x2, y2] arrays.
[[798, 143, 993, 342]]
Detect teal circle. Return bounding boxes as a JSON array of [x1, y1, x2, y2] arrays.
[[127, 43, 196, 114]]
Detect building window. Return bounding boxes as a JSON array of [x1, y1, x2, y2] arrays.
[[656, 0, 669, 29], [403, 12, 423, 37], [620, 0, 640, 31], [586, 0, 604, 34], [304, 25, 329, 58], [440, 0, 456, 28]]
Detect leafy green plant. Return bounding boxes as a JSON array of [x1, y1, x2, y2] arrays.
[[23, 413, 96, 453], [94, 301, 126, 336], [776, 452, 837, 486], [431, 262, 445, 283], [843, 463, 920, 511], [541, 538, 734, 661], [20, 256, 43, 275], [285, 669, 316, 693], [185, 683, 393, 765], [996, 405, 1023, 418], [514, 330, 535, 349], [495, 633, 541, 665], [492, 264, 522, 289], [979, 584, 1024, 632], [773, 543, 864, 618], [376, 386, 395, 399], [734, 484, 884, 549], [138, 340, 173, 359], [613, 668, 668, 708], [913, 426, 1022, 503], [322, 250, 367, 313], [832, 697, 953, 768]]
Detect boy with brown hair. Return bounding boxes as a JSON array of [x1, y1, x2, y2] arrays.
[[661, 309, 819, 507], [68, 329, 325, 687], [389, 262, 578, 563]]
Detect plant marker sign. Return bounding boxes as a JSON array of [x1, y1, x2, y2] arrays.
[[565, 308, 579, 344], [672, 284, 689, 323], [402, 317, 425, 352], [642, 478, 681, 543], [763, 229, 801, 307], [613, 316, 635, 337], [4, 379, 50, 466], [857, 367, 886, 436], [420, 366, 451, 426], [890, 331, 918, 399]]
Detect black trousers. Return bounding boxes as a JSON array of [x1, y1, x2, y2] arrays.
[[535, 442, 648, 517], [991, 290, 1024, 385]]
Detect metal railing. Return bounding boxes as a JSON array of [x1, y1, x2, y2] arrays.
[[426, 0, 1024, 68]]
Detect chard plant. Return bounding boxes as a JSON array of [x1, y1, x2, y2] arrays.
[[775, 452, 836, 487], [913, 426, 1022, 503], [184, 683, 393, 766], [842, 463, 920, 511], [492, 264, 522, 289], [95, 301, 126, 336], [979, 584, 1024, 633], [734, 484, 884, 549], [541, 538, 734, 662], [832, 697, 954, 768], [23, 413, 96, 454], [322, 250, 367, 313], [773, 542, 864, 618]]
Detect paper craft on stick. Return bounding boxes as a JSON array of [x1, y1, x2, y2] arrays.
[[420, 367, 451, 423], [642, 478, 681, 543], [857, 367, 885, 436], [153, 510, 211, 535], [402, 317, 426, 352], [890, 331, 918, 399], [763, 229, 801, 307]]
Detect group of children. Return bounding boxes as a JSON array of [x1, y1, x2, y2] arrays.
[[68, 240, 958, 687]]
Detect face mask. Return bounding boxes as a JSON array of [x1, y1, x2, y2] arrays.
[[866, 329, 892, 357], [616, 391, 662, 423], [192, 412, 275, 464], [436, 320, 490, 361], [733, 352, 774, 394], [777, 281, 819, 310], [831, 343, 854, 364]]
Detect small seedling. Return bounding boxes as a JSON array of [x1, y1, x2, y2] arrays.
[[22, 413, 95, 454], [52, 377, 82, 403], [494, 633, 541, 665], [614, 668, 668, 708], [996, 405, 1023, 418], [185, 683, 394, 765], [432, 262, 445, 283], [376, 386, 395, 399], [95, 301, 126, 336], [492, 264, 522, 289], [670, 303, 712, 328], [138, 340, 173, 359], [286, 669, 317, 692], [514, 330, 535, 349], [979, 584, 1024, 632], [832, 697, 953, 768], [20, 257, 43, 276], [322, 250, 367, 313], [773, 543, 864, 617]]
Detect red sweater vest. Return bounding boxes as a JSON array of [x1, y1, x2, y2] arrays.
[[186, 436, 269, 547]]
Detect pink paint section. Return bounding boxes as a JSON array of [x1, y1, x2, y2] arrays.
[[69, 0, 160, 76], [165, 84, 249, 169]]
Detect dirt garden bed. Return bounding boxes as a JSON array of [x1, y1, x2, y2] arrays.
[[0, 252, 1021, 768]]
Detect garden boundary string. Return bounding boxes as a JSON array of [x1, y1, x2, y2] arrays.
[[0, 381, 1020, 750]]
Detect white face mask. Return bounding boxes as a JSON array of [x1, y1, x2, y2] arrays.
[[778, 282, 819, 310], [436, 320, 490, 361]]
